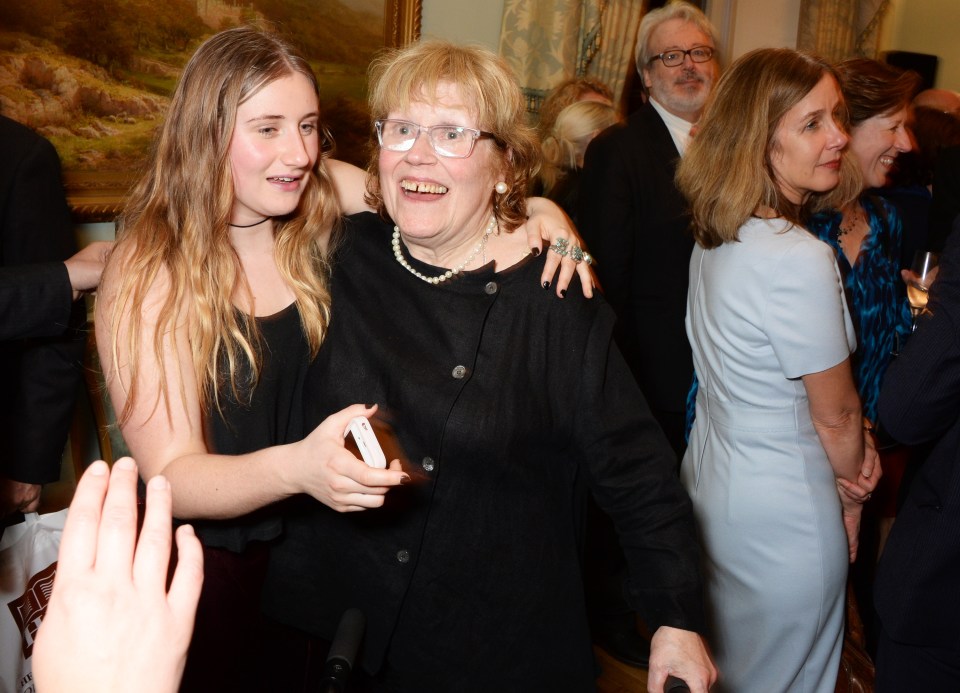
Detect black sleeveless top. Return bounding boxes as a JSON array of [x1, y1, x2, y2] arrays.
[[193, 302, 309, 552]]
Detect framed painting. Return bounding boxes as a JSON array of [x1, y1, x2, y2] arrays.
[[0, 0, 422, 223]]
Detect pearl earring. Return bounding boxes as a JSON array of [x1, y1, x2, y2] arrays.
[[495, 181, 508, 194]]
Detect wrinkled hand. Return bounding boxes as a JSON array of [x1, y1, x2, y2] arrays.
[[65, 240, 113, 300], [647, 626, 717, 692], [34, 457, 203, 693], [292, 404, 409, 512], [523, 197, 596, 298], [0, 477, 41, 518]]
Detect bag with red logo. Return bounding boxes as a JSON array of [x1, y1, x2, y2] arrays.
[[0, 509, 67, 693]]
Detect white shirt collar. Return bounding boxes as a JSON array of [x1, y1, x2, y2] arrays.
[[649, 98, 695, 157]]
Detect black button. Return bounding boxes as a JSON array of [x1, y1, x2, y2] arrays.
[[396, 549, 411, 563]]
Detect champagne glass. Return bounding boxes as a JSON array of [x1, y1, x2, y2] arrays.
[[907, 251, 939, 331]]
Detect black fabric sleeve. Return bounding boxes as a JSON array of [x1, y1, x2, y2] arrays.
[[0, 262, 72, 341], [574, 307, 705, 634]]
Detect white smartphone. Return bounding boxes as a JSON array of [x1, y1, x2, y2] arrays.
[[345, 416, 387, 469]]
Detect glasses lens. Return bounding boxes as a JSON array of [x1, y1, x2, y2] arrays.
[[378, 120, 416, 151], [661, 51, 683, 67], [690, 47, 713, 62], [431, 126, 474, 158]]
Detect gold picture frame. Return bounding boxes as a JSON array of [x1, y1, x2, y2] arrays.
[[0, 0, 423, 223], [386, 0, 423, 48]]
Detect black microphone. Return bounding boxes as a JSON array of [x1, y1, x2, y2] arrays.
[[665, 675, 690, 692], [319, 608, 365, 693]]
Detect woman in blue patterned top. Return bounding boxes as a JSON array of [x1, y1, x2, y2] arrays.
[[806, 60, 921, 654], [807, 58, 920, 425]]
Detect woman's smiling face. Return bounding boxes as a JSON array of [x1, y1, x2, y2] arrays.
[[849, 106, 913, 190], [378, 80, 504, 255], [228, 72, 320, 225]]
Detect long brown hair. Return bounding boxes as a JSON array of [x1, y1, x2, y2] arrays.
[[677, 48, 861, 248], [103, 26, 339, 424]]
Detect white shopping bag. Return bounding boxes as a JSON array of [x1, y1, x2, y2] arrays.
[[0, 509, 68, 693]]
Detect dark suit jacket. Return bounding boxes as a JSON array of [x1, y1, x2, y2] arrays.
[[876, 219, 960, 650], [577, 103, 694, 414], [0, 115, 84, 485], [928, 145, 960, 252], [0, 262, 72, 340]]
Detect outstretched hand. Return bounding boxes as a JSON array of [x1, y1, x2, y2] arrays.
[[34, 457, 203, 693]]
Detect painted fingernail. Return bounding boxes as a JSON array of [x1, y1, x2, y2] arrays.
[[400, 474, 411, 485], [542, 281, 551, 290], [531, 247, 541, 257], [366, 403, 377, 409], [560, 289, 567, 298]]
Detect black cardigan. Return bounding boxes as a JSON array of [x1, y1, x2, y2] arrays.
[[263, 213, 704, 690]]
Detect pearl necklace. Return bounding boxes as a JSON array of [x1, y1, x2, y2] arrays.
[[392, 216, 497, 285]]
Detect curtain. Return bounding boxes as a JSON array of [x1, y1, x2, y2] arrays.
[[591, 0, 644, 104], [797, 0, 893, 62], [499, 0, 644, 115]]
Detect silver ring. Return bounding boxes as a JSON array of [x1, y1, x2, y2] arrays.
[[582, 252, 593, 266], [570, 245, 585, 263], [549, 238, 569, 257]]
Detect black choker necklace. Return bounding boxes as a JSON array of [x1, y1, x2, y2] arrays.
[[228, 217, 270, 228]]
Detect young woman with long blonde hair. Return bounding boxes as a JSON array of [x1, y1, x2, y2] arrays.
[[96, 26, 583, 690]]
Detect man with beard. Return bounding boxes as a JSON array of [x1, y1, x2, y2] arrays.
[[576, 0, 720, 668]]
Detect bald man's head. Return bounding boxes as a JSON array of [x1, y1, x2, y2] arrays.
[[913, 88, 960, 115]]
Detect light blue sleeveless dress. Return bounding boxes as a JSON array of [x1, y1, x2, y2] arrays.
[[681, 217, 857, 692]]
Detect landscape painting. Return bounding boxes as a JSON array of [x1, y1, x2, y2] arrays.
[[0, 0, 421, 220]]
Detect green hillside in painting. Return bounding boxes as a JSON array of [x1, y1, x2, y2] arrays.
[[0, 0, 382, 174]]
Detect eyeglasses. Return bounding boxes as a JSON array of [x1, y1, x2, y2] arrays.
[[375, 119, 496, 158], [647, 46, 715, 68]]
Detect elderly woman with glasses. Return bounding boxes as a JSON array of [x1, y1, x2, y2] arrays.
[[262, 40, 716, 692]]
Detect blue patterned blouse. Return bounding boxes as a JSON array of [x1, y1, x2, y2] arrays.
[[807, 195, 913, 423]]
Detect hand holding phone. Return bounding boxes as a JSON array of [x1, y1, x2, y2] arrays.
[[345, 416, 387, 469]]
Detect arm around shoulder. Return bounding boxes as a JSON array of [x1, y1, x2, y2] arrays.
[[327, 158, 373, 215]]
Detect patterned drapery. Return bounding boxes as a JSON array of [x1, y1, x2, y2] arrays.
[[591, 0, 645, 103], [499, 0, 645, 115], [797, 0, 893, 62]]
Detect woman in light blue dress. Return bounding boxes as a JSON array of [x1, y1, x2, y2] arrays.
[[676, 48, 881, 692]]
